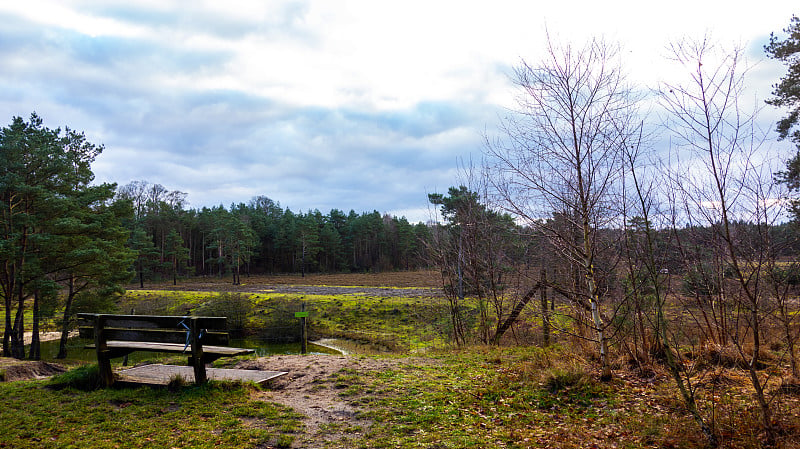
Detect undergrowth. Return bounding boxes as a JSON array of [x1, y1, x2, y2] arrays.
[[14, 276, 799, 448]]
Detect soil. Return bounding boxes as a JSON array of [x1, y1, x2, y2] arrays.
[[1, 333, 71, 382], [0, 357, 67, 381], [236, 354, 422, 448]]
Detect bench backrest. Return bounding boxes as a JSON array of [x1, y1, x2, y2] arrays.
[[77, 313, 231, 346]]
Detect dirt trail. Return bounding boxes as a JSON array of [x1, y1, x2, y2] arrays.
[[237, 355, 416, 448], [142, 283, 442, 298], [23, 331, 66, 345]]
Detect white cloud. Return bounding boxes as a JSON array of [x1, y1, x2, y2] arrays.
[[0, 0, 797, 219]]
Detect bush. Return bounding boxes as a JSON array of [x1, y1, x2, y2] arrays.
[[49, 364, 103, 391], [682, 265, 721, 298], [252, 297, 304, 342], [194, 293, 253, 335], [543, 366, 590, 392], [770, 264, 800, 285]]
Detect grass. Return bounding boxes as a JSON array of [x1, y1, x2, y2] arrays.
[[5, 271, 800, 448], [118, 289, 453, 353], [352, 346, 631, 448], [331, 347, 800, 449], [3, 343, 800, 448], [0, 372, 303, 448], [269, 293, 450, 351]]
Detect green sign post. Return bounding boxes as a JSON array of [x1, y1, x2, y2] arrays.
[[297, 304, 307, 353]]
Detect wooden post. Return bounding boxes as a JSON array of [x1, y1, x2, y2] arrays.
[[94, 315, 114, 387], [122, 308, 134, 366], [190, 318, 207, 384], [540, 268, 550, 346], [300, 303, 307, 354]]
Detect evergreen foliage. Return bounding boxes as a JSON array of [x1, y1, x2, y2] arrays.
[[0, 113, 134, 359], [765, 15, 800, 144], [115, 183, 431, 284]]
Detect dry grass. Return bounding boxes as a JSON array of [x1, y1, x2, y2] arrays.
[[132, 269, 443, 290]]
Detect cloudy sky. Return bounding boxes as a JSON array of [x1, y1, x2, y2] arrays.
[[0, 1, 796, 222]]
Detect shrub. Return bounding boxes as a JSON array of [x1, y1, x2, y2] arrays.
[[167, 373, 187, 391], [194, 293, 253, 335], [682, 265, 721, 298], [543, 366, 590, 393], [49, 364, 103, 391]]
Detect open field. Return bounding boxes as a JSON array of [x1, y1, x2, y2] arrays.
[[2, 271, 800, 448], [131, 269, 444, 291]]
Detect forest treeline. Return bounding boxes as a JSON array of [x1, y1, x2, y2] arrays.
[[117, 181, 432, 284]]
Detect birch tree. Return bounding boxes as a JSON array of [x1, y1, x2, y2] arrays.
[[660, 37, 782, 446], [486, 37, 640, 380]]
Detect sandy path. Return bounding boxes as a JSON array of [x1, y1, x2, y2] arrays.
[[23, 331, 66, 345], [236, 354, 417, 448]]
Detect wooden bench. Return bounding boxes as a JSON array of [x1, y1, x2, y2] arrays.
[[78, 313, 255, 386]]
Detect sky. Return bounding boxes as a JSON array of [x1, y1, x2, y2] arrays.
[[0, 1, 797, 223]]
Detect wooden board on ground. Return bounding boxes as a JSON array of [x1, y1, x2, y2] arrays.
[[116, 364, 287, 386]]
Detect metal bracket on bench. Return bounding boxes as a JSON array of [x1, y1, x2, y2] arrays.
[[177, 317, 205, 353]]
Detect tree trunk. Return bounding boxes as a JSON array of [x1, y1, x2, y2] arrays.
[[57, 276, 76, 359], [138, 257, 144, 288], [582, 214, 611, 381], [746, 299, 775, 446], [541, 268, 550, 346], [492, 285, 538, 344], [29, 289, 41, 360], [11, 282, 26, 359], [3, 290, 11, 356]]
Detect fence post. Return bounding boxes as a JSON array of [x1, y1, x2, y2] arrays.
[[300, 302, 307, 354]]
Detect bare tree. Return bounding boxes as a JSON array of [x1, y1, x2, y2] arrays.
[[619, 127, 720, 447], [486, 36, 640, 380], [660, 37, 783, 446]]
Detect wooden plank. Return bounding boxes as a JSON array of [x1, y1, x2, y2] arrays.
[[116, 364, 287, 386], [77, 314, 228, 330], [79, 328, 229, 346], [99, 341, 254, 357]]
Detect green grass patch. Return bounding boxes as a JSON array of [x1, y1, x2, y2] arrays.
[[0, 370, 303, 448], [120, 290, 217, 315], [249, 292, 452, 352], [353, 346, 622, 448], [119, 288, 456, 353]]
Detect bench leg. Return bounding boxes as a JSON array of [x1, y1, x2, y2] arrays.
[[190, 319, 207, 384], [94, 316, 114, 387], [98, 352, 114, 387], [193, 360, 207, 385]]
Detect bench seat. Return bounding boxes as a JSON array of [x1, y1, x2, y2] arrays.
[[86, 341, 254, 357]]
